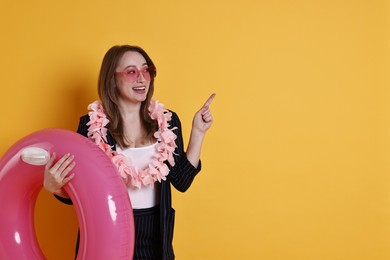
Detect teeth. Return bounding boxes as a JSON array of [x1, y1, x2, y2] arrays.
[[133, 87, 145, 90]]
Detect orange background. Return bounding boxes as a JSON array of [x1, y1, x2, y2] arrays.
[[0, 1, 389, 259]]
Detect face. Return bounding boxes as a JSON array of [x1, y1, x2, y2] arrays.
[[115, 51, 152, 105]]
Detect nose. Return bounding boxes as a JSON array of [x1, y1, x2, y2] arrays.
[[137, 72, 146, 82]]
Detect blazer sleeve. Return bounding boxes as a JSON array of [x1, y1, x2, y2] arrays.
[[167, 111, 202, 192]]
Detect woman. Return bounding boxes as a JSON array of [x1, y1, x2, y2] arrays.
[[43, 45, 215, 259]]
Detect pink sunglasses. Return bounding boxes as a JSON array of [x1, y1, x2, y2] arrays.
[[115, 66, 156, 83]]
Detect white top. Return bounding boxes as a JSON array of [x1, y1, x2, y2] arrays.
[[116, 143, 160, 209]]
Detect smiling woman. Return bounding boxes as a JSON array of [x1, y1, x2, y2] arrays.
[[42, 45, 215, 260]]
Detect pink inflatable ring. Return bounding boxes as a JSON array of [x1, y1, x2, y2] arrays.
[[0, 129, 134, 259]]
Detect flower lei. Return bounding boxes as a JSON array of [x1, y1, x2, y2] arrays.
[[86, 100, 177, 189]]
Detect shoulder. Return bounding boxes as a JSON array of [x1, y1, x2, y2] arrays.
[[80, 114, 90, 123], [168, 109, 178, 119], [78, 114, 90, 128], [167, 109, 181, 127], [77, 113, 116, 146], [77, 114, 90, 136]]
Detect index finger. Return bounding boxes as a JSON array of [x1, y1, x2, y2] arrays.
[[202, 93, 216, 108]]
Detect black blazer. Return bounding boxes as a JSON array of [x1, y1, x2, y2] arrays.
[[58, 110, 201, 260]]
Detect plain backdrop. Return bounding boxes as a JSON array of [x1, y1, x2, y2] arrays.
[[0, 0, 389, 259]]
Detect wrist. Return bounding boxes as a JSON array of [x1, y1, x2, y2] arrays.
[[190, 128, 206, 141], [53, 188, 70, 199]]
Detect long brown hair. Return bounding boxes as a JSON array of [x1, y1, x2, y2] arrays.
[[97, 45, 157, 148]]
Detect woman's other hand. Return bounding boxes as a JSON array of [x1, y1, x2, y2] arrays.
[[43, 152, 75, 198]]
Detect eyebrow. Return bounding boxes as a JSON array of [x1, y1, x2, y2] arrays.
[[124, 63, 148, 69]]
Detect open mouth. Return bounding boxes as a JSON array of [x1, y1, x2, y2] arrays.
[[132, 86, 146, 93]]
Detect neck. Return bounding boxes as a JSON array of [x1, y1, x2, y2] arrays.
[[118, 99, 142, 116], [117, 100, 151, 148]]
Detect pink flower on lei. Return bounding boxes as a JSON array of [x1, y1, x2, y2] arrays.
[[87, 100, 177, 189]]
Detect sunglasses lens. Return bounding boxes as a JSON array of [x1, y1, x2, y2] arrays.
[[123, 68, 139, 82], [141, 67, 151, 81]]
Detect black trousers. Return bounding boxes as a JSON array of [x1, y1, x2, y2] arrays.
[[74, 206, 162, 260], [133, 205, 162, 260]]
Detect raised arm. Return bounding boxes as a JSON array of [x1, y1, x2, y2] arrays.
[[186, 93, 216, 167]]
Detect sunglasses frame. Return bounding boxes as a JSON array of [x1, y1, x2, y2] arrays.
[[115, 65, 156, 83]]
